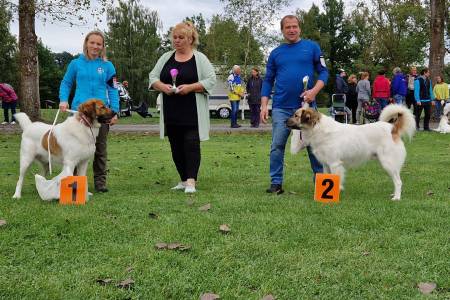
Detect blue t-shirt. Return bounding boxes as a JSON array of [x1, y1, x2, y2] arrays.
[[261, 39, 329, 109], [59, 54, 119, 112]]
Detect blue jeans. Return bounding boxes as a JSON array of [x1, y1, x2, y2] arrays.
[[434, 100, 442, 119], [393, 94, 405, 105], [375, 98, 389, 110], [230, 101, 240, 126], [270, 107, 323, 185]]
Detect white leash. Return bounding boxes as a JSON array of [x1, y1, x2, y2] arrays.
[[47, 109, 78, 175]]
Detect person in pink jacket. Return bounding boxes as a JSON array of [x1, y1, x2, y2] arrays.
[[0, 83, 18, 125], [372, 70, 391, 110]]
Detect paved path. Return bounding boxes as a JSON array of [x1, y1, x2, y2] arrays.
[[0, 123, 273, 134]]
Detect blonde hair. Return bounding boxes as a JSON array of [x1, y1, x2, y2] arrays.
[[171, 21, 199, 49], [360, 71, 369, 80], [83, 30, 107, 61], [348, 74, 357, 83]]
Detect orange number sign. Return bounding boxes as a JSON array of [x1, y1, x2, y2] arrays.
[[60, 176, 87, 205], [314, 173, 340, 203]]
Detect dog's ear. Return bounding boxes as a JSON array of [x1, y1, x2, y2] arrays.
[[79, 99, 97, 123]]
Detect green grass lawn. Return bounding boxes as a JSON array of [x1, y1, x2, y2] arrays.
[[0, 131, 449, 299]]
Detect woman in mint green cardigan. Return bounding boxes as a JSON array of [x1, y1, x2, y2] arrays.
[[149, 21, 216, 193]]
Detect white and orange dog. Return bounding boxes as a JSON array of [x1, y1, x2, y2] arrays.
[[13, 99, 114, 199], [433, 102, 450, 133], [287, 104, 415, 200]]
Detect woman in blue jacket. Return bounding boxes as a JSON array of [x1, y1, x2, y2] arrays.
[[59, 30, 119, 193]]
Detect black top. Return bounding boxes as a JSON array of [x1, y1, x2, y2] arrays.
[[246, 75, 263, 104], [160, 53, 198, 126], [346, 82, 358, 106]]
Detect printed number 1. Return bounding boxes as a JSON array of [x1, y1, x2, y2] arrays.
[[321, 179, 334, 199], [68, 181, 78, 203]]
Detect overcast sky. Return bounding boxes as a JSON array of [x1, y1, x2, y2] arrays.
[[10, 0, 317, 54]]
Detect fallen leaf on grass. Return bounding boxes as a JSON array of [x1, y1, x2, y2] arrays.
[[117, 278, 134, 289], [418, 282, 436, 295], [148, 212, 159, 219], [200, 293, 220, 300], [0, 220, 6, 227], [155, 242, 168, 250], [186, 199, 195, 206], [362, 251, 370, 256], [288, 191, 297, 195], [261, 295, 275, 300], [219, 224, 231, 234], [96, 278, 113, 285], [426, 191, 434, 196], [155, 242, 191, 251], [125, 266, 134, 273], [199, 203, 211, 212]]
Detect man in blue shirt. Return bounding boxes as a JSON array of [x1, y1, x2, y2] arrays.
[[261, 15, 329, 194]]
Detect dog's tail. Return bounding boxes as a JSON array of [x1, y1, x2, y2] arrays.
[[379, 104, 415, 140], [14, 113, 32, 131]]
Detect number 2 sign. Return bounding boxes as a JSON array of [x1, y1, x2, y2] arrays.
[[314, 173, 340, 203], [60, 176, 88, 205]]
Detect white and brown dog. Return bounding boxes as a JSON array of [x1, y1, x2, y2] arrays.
[[13, 99, 115, 199], [286, 104, 415, 200], [433, 102, 450, 133]]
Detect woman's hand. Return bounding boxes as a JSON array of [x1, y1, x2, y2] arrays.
[[109, 114, 118, 126], [59, 102, 69, 112], [161, 84, 175, 95], [176, 84, 193, 95]]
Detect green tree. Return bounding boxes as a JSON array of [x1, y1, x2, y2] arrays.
[[0, 1, 18, 88], [220, 0, 289, 76], [37, 40, 63, 104], [105, 0, 161, 106]]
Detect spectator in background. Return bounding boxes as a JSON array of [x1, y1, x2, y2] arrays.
[[335, 69, 348, 104], [391, 67, 407, 105], [373, 69, 390, 110], [433, 75, 449, 118], [346, 74, 358, 124], [246, 67, 263, 128], [228, 65, 245, 128], [0, 83, 18, 125], [414, 67, 434, 131], [356, 72, 371, 124], [406, 66, 417, 109]]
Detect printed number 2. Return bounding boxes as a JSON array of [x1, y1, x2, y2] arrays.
[[321, 179, 334, 199], [68, 181, 78, 203]]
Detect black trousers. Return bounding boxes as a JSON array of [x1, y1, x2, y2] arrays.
[[249, 103, 260, 127], [406, 90, 416, 109], [415, 102, 431, 130], [166, 124, 201, 181], [2, 101, 17, 122], [93, 123, 109, 188]]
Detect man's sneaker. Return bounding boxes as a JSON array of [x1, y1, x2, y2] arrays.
[[10, 121, 16, 125], [1, 121, 7, 125], [266, 184, 284, 195], [171, 182, 186, 190]]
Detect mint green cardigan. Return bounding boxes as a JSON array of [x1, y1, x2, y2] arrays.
[[149, 50, 216, 141]]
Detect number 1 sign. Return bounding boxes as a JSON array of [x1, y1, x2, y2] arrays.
[[314, 173, 340, 203], [60, 176, 88, 205]]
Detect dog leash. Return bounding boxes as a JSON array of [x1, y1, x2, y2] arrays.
[[47, 109, 82, 175]]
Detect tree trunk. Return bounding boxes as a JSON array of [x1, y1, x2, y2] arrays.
[[429, 0, 446, 84], [19, 0, 40, 120]]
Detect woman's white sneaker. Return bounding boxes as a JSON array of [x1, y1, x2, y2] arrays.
[[184, 185, 196, 193]]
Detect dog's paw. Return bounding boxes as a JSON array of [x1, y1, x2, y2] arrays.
[[391, 194, 401, 201], [12, 193, 21, 199]]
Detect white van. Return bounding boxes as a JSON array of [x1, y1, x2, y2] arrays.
[[155, 80, 272, 119]]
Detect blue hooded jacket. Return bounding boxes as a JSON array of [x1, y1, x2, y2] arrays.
[[391, 73, 407, 96], [59, 54, 119, 112]]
